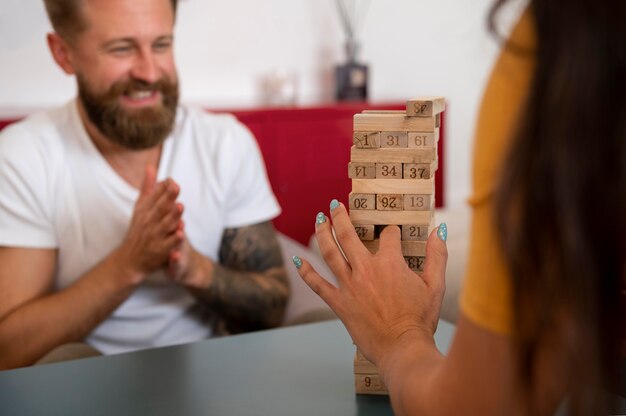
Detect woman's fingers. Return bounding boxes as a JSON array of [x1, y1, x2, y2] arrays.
[[327, 200, 370, 266], [422, 223, 448, 291], [314, 212, 352, 281], [294, 256, 340, 311], [377, 225, 403, 259]]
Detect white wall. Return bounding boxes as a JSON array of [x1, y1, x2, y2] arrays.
[[0, 0, 524, 208]]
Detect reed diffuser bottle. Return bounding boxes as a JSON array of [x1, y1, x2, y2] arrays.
[[334, 0, 370, 101]]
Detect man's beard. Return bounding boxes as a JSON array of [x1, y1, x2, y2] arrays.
[[78, 75, 179, 150]]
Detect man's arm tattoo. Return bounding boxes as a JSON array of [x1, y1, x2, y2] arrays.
[[191, 221, 289, 334]]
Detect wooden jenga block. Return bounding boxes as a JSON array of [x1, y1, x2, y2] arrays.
[[406, 96, 445, 117], [403, 163, 433, 179], [349, 193, 375, 210], [408, 131, 437, 148], [402, 241, 427, 256], [401, 224, 430, 241], [353, 363, 379, 375], [352, 178, 434, 194], [361, 110, 405, 114], [348, 97, 443, 398], [375, 163, 402, 179], [355, 374, 388, 395], [348, 162, 375, 179], [361, 240, 426, 256], [405, 256, 425, 272], [354, 225, 375, 241], [351, 146, 436, 164], [350, 210, 433, 225], [353, 131, 380, 148], [354, 113, 437, 132], [379, 131, 408, 148], [354, 352, 378, 374], [355, 348, 368, 361], [376, 194, 403, 211], [404, 194, 432, 211]]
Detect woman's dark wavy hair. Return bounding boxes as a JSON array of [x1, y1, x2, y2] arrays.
[[490, 0, 625, 414]]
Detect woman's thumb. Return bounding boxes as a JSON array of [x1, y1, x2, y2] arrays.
[[422, 223, 448, 289]]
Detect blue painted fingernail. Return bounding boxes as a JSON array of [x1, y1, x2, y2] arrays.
[[316, 212, 326, 225], [437, 223, 447, 241], [292, 255, 302, 269], [330, 199, 340, 210]]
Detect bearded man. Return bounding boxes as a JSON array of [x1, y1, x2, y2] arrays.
[[0, 0, 289, 369]]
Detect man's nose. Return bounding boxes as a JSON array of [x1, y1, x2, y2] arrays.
[[130, 51, 160, 84]]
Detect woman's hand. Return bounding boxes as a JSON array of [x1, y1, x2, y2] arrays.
[[294, 200, 448, 366]]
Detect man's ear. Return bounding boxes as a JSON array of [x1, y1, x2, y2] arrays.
[[47, 33, 76, 75]]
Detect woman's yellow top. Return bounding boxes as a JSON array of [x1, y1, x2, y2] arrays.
[[459, 9, 536, 335]]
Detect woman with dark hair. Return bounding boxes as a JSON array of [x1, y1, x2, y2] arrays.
[[295, 0, 625, 414]]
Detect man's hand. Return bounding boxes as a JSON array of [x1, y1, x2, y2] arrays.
[[180, 221, 289, 334], [116, 166, 185, 284], [167, 237, 214, 289]]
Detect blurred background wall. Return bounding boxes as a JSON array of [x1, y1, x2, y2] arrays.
[[0, 0, 525, 207]]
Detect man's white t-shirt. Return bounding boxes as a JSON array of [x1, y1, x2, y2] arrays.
[[0, 100, 281, 354]]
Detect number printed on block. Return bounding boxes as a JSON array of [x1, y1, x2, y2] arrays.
[[408, 132, 435, 148], [406, 97, 445, 117], [376, 163, 402, 179], [353, 131, 380, 149], [354, 225, 375, 241], [402, 225, 428, 241], [404, 194, 431, 211], [380, 132, 408, 148], [349, 162, 376, 179], [403, 163, 431, 179], [411, 102, 430, 116], [349, 193, 375, 210], [355, 374, 388, 394], [376, 194, 403, 211], [405, 256, 425, 272]]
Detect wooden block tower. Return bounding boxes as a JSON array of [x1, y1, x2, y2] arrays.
[[348, 96, 445, 395]]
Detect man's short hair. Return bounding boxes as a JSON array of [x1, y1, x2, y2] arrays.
[[43, 0, 178, 41]]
